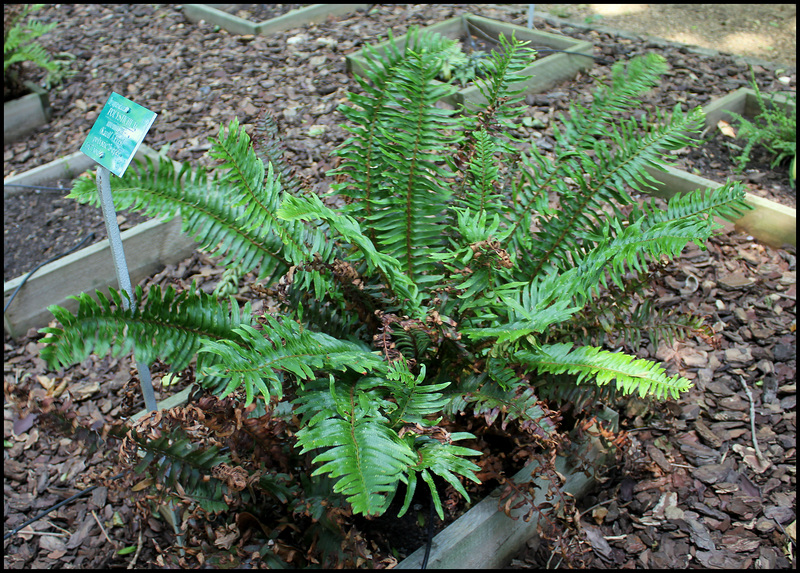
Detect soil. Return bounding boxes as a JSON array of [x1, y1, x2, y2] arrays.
[[4, 180, 153, 279], [3, 4, 797, 570]]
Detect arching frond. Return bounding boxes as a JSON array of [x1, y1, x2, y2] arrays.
[[294, 376, 417, 516], [515, 343, 691, 400], [198, 316, 386, 406], [39, 285, 252, 373]]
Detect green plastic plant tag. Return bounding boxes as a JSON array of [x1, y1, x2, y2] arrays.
[[80, 92, 157, 177]]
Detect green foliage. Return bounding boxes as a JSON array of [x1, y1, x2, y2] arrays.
[[3, 4, 73, 94], [125, 424, 232, 513], [428, 39, 496, 87], [43, 28, 751, 527], [725, 72, 796, 175]]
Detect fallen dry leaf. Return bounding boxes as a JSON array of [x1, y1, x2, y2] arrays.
[[12, 412, 37, 435], [717, 119, 737, 137], [732, 443, 772, 473]]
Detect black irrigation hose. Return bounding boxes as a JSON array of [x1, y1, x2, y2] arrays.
[[420, 493, 435, 569], [4, 232, 96, 314], [3, 470, 129, 541]]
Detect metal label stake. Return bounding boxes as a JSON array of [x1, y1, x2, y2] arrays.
[[81, 92, 158, 412], [96, 164, 157, 411]]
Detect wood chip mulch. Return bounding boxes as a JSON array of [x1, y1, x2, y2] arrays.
[[4, 4, 796, 569]]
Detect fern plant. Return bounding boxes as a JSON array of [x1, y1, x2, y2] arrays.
[[41, 29, 751, 523], [3, 4, 72, 99], [724, 71, 796, 177]]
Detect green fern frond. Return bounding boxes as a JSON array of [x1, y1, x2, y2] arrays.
[[515, 342, 691, 400], [509, 53, 670, 259], [68, 156, 292, 282], [369, 52, 462, 282], [332, 29, 465, 283], [127, 425, 231, 513], [208, 118, 328, 267], [520, 105, 709, 279], [69, 120, 334, 282], [462, 270, 580, 343], [554, 52, 669, 146], [383, 361, 450, 427], [726, 75, 796, 171], [630, 182, 752, 230], [399, 437, 481, 520], [277, 192, 423, 314], [435, 209, 515, 308], [198, 315, 385, 406], [456, 130, 506, 216], [39, 285, 252, 373], [469, 32, 537, 118], [330, 28, 441, 227], [4, 5, 58, 72], [295, 376, 417, 516]]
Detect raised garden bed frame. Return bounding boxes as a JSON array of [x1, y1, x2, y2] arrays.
[[346, 13, 594, 108], [397, 406, 618, 568], [127, 386, 617, 569], [3, 147, 196, 338], [644, 87, 796, 249], [182, 4, 369, 36], [3, 81, 52, 145]]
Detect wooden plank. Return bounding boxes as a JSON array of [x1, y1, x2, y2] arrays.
[[346, 13, 593, 107], [182, 4, 259, 35], [3, 81, 51, 145], [4, 216, 196, 337], [702, 87, 795, 128], [701, 87, 749, 127], [733, 193, 796, 249], [643, 164, 796, 249], [256, 4, 369, 36], [397, 408, 618, 569], [182, 5, 369, 36]]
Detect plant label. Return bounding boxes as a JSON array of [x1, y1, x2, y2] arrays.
[[80, 92, 157, 177]]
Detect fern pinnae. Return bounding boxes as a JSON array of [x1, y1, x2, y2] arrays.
[[69, 156, 292, 282], [522, 105, 710, 281], [295, 376, 417, 516], [515, 342, 691, 401], [39, 285, 252, 373], [331, 28, 424, 234], [208, 119, 316, 267], [509, 53, 669, 258], [198, 316, 385, 405]]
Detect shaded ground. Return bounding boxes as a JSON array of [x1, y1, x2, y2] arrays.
[[3, 4, 797, 569]]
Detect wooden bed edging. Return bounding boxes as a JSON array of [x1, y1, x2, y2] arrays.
[[182, 4, 369, 36], [346, 13, 594, 108], [397, 407, 619, 569], [3, 146, 196, 338]]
